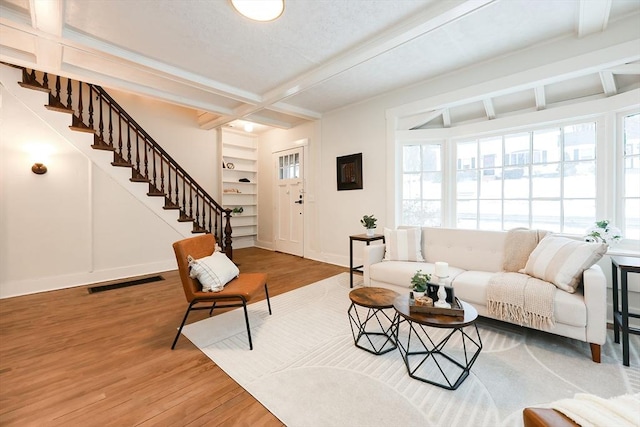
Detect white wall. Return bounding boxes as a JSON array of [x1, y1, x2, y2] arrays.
[[0, 69, 216, 298]]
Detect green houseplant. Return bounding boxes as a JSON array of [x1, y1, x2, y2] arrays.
[[410, 269, 431, 295], [360, 214, 377, 236]]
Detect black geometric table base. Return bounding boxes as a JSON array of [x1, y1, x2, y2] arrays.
[[348, 303, 397, 355], [393, 317, 482, 390]]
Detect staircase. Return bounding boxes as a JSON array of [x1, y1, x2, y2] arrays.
[[4, 64, 234, 259]]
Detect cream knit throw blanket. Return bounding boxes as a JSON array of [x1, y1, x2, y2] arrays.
[[551, 393, 640, 427], [487, 272, 556, 329]]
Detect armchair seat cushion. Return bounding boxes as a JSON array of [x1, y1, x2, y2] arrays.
[[193, 273, 267, 301]]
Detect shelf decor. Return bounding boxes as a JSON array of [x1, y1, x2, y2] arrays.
[[337, 153, 363, 191]]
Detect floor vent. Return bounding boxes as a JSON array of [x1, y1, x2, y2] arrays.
[[88, 275, 164, 294]]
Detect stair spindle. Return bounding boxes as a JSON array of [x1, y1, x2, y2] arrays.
[[160, 157, 165, 194], [135, 131, 141, 173], [108, 105, 113, 147], [126, 125, 132, 164], [175, 170, 180, 211], [98, 96, 104, 141], [66, 78, 72, 109], [77, 83, 84, 125], [167, 165, 173, 206], [88, 86, 94, 129], [195, 194, 200, 228], [143, 138, 148, 178], [118, 115, 123, 158], [55, 76, 61, 103], [151, 150, 157, 189], [42, 73, 49, 90], [189, 185, 193, 219]]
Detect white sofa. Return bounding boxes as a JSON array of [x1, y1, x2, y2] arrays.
[[362, 227, 607, 362]]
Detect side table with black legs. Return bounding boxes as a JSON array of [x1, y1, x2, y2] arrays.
[[611, 256, 640, 367], [349, 234, 385, 288]]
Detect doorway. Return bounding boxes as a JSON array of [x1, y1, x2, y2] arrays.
[[274, 147, 304, 256]]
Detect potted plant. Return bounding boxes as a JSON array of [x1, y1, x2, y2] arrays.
[[360, 214, 377, 237], [410, 269, 431, 296], [584, 219, 622, 247]]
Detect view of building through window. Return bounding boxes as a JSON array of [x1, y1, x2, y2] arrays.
[[456, 122, 596, 233]]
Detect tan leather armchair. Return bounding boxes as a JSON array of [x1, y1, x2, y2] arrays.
[[171, 234, 271, 350]]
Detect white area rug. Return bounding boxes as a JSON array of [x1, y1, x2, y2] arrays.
[[182, 273, 640, 427]]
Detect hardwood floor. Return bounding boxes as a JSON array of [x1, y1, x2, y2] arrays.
[[0, 248, 348, 426]]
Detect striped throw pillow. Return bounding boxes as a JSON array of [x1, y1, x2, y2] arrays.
[[188, 252, 239, 292], [521, 235, 607, 293], [383, 227, 425, 262]]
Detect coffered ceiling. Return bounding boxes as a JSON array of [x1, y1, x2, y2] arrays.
[[1, 0, 639, 132]]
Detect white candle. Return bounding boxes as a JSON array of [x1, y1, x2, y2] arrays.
[[435, 261, 448, 278]]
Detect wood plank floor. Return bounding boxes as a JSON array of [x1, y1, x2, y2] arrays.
[[0, 248, 348, 426]]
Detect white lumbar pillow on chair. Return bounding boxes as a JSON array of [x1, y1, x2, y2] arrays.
[[187, 252, 239, 292]]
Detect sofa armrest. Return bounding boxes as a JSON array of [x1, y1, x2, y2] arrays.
[[582, 264, 607, 345], [363, 244, 386, 286]]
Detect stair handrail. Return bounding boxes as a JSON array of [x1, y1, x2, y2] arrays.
[[90, 84, 226, 214]]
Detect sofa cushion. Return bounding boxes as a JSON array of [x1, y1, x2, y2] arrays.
[[370, 261, 465, 290], [522, 236, 607, 293], [383, 227, 425, 262]]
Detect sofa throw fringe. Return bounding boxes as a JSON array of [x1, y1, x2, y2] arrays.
[[487, 272, 556, 329], [550, 392, 640, 427]]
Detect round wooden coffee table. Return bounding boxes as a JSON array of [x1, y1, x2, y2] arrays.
[[393, 294, 482, 390], [348, 287, 399, 355]]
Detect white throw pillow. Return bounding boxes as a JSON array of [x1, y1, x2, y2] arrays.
[[187, 252, 239, 292], [521, 235, 607, 293], [383, 227, 425, 262]]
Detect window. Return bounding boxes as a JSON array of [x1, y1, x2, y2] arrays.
[[455, 122, 597, 233], [622, 113, 640, 239], [278, 152, 299, 180], [401, 143, 443, 226]]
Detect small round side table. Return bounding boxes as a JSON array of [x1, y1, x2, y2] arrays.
[[348, 287, 399, 355]]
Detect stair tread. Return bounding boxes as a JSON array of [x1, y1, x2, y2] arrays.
[[147, 191, 166, 197], [18, 82, 48, 92], [91, 144, 115, 151], [47, 105, 74, 114], [111, 161, 132, 167], [72, 125, 97, 134]]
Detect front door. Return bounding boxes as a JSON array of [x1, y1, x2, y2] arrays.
[[274, 147, 304, 256]]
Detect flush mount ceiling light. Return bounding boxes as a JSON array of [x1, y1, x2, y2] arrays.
[[231, 0, 284, 22]]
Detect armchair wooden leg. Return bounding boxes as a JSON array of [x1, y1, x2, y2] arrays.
[[171, 301, 196, 350], [590, 343, 601, 363]]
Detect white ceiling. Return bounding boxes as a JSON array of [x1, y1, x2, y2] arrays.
[[1, 0, 639, 133]]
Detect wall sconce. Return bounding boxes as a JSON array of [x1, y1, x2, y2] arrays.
[[24, 142, 52, 175], [32, 163, 48, 174]]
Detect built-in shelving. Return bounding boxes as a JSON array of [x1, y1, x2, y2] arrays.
[[221, 129, 258, 247]]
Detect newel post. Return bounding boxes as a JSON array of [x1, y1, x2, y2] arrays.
[[223, 208, 233, 260]]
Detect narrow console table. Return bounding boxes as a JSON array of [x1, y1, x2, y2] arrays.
[[611, 255, 640, 367], [349, 234, 384, 288]]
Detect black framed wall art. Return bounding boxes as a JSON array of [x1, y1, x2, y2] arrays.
[[336, 153, 363, 191]]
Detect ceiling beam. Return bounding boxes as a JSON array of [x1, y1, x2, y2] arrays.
[[578, 0, 611, 37], [534, 86, 546, 110], [442, 109, 451, 128], [483, 98, 496, 120], [599, 71, 617, 96], [30, 0, 63, 71]]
